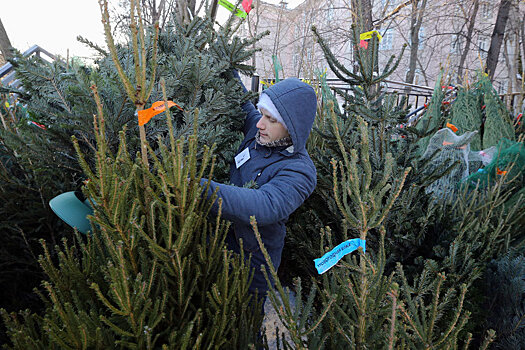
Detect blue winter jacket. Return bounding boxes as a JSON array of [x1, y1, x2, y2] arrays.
[[203, 78, 317, 294]]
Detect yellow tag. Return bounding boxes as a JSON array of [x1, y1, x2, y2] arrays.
[[360, 30, 383, 42], [261, 79, 273, 88], [4, 102, 9, 108]]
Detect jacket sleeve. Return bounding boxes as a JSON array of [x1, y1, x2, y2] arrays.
[[201, 164, 316, 226], [233, 70, 260, 135]]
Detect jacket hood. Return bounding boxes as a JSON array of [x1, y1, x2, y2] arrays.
[[261, 78, 317, 153]]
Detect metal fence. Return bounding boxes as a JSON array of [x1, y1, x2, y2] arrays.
[[252, 75, 433, 111], [0, 45, 57, 88], [252, 75, 525, 118]]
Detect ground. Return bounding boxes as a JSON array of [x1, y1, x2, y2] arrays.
[[263, 290, 295, 349]]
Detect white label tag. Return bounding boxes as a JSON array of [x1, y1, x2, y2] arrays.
[[235, 147, 250, 168]]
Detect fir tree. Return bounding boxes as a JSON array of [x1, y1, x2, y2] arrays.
[[1, 1, 268, 347], [448, 72, 516, 151], [253, 111, 478, 349], [477, 73, 515, 148], [0, 92, 82, 344], [279, 17, 524, 348], [1, 3, 266, 184], [483, 252, 525, 349], [2, 94, 263, 348], [0, 0, 266, 341], [283, 24, 442, 283], [413, 72, 447, 155], [450, 87, 482, 150]]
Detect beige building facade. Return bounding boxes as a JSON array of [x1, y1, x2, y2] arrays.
[[240, 0, 523, 99]]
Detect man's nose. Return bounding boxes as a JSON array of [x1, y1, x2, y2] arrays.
[[256, 119, 265, 129]]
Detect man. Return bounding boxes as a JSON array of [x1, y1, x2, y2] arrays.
[[202, 74, 317, 303]]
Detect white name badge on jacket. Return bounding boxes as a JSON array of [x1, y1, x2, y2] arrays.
[[235, 147, 250, 168]]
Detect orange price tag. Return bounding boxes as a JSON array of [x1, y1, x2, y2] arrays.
[[496, 167, 507, 175], [446, 122, 458, 133], [138, 101, 183, 126]]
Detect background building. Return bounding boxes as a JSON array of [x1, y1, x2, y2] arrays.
[[239, 0, 523, 109]]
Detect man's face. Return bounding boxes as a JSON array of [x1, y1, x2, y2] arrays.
[[256, 111, 289, 143]]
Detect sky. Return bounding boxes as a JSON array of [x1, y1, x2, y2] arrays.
[[1, 0, 305, 62]]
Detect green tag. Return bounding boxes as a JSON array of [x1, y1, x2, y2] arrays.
[[272, 55, 282, 82], [219, 0, 247, 18]]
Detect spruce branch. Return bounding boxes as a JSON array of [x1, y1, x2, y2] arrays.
[[99, 0, 136, 103], [330, 113, 411, 238], [479, 329, 496, 350], [387, 283, 399, 350], [251, 216, 334, 349], [311, 25, 360, 83], [99, 0, 159, 171], [77, 35, 108, 57]]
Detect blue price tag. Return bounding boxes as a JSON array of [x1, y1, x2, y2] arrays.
[[314, 238, 366, 274]]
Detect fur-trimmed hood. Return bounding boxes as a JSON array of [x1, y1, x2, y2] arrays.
[[261, 78, 317, 154]]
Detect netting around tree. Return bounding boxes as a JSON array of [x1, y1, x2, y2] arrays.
[[467, 145, 497, 175], [468, 146, 496, 165], [422, 128, 478, 198], [464, 139, 525, 188]]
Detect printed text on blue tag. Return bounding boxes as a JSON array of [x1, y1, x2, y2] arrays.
[[314, 238, 366, 274]]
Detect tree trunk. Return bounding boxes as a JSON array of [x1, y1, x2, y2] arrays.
[[351, 0, 373, 74], [175, 0, 196, 25], [152, 0, 166, 24], [521, 11, 525, 78], [247, 0, 260, 67], [503, 35, 515, 94], [296, 8, 314, 77], [457, 0, 480, 82], [351, 0, 373, 33], [485, 0, 512, 81], [210, 0, 219, 23], [0, 18, 13, 61], [405, 0, 427, 85], [272, 1, 287, 57]]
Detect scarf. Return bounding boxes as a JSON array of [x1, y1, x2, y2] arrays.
[[255, 130, 293, 148]]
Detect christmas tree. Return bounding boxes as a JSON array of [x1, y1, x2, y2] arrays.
[[257, 111, 483, 348], [482, 252, 525, 348], [275, 21, 524, 348], [1, 0, 523, 347], [0, 87, 82, 344], [1, 0, 268, 347], [2, 90, 263, 348]]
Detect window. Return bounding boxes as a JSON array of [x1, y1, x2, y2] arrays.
[[481, 2, 492, 20], [497, 80, 507, 94], [381, 29, 394, 50], [478, 36, 489, 58], [326, 4, 334, 21], [418, 26, 425, 49], [450, 34, 463, 54]]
